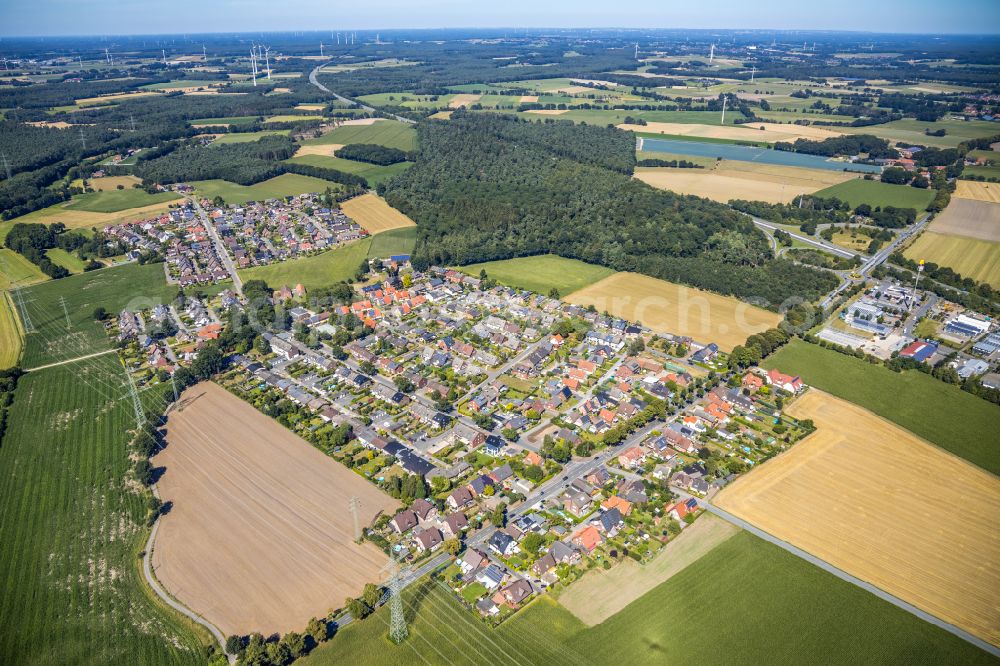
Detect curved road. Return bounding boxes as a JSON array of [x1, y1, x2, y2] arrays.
[[308, 62, 415, 124], [142, 513, 234, 663]]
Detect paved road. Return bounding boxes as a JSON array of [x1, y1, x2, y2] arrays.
[[704, 504, 1000, 658], [904, 293, 937, 337], [308, 63, 415, 124], [751, 217, 860, 259], [188, 197, 243, 297], [819, 213, 929, 310]]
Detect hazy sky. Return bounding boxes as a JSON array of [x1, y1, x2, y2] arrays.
[[3, 0, 999, 37]]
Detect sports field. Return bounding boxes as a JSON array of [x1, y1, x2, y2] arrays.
[[715, 389, 1000, 648], [154, 382, 398, 636], [238, 238, 372, 291], [763, 339, 1000, 474], [619, 121, 843, 143], [559, 514, 738, 626], [341, 193, 417, 234], [0, 359, 203, 665], [566, 272, 782, 350], [191, 174, 344, 205], [0, 291, 23, 368], [814, 178, 936, 210], [954, 180, 1000, 204], [905, 232, 1000, 287], [925, 198, 1000, 242], [302, 119, 418, 151], [302, 530, 990, 665], [636, 161, 854, 204], [457, 255, 615, 296]]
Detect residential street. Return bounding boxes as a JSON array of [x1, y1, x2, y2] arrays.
[[188, 196, 243, 297]]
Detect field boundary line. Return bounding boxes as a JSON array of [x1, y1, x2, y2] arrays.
[[25, 348, 117, 372], [705, 503, 1000, 658]]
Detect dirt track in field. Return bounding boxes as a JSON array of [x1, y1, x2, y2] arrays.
[[714, 389, 1000, 648], [152, 382, 399, 636]]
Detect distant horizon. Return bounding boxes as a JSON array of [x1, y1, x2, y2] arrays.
[[3, 0, 999, 39]]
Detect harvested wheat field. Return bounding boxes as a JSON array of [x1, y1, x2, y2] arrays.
[[714, 389, 1000, 648], [618, 121, 844, 143], [429, 111, 453, 120], [5, 200, 179, 234], [449, 93, 481, 108], [636, 162, 854, 204], [153, 382, 399, 636], [78, 175, 142, 191], [525, 109, 569, 115], [566, 272, 781, 350], [293, 143, 344, 158], [927, 197, 1000, 242], [520, 95, 539, 103], [560, 514, 739, 626], [339, 117, 384, 126], [341, 193, 416, 234], [955, 180, 1000, 204], [75, 91, 159, 106]]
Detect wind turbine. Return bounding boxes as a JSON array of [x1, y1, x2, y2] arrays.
[[709, 43, 715, 65], [720, 95, 728, 125], [320, 42, 324, 57], [162, 49, 167, 65], [104, 47, 110, 64], [249, 47, 257, 86], [750, 65, 756, 83], [634, 43, 639, 59], [263, 45, 271, 80]]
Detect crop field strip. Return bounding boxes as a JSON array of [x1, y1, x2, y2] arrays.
[[154, 382, 399, 636], [952, 180, 1000, 204], [813, 178, 936, 210], [340, 193, 418, 234], [456, 255, 615, 296], [0, 357, 203, 665], [714, 389, 1000, 648], [566, 272, 782, 351], [303, 529, 990, 665], [302, 119, 418, 151], [764, 340, 1000, 474], [0, 291, 24, 368], [237, 237, 372, 291]]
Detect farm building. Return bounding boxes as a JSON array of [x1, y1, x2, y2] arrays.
[[899, 341, 938, 363]]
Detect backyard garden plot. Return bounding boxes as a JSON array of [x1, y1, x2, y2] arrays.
[[0, 359, 203, 665], [813, 178, 936, 210], [714, 389, 1000, 649], [566, 272, 781, 351], [636, 161, 855, 204], [559, 514, 738, 626], [340, 193, 417, 234], [154, 382, 399, 636], [954, 180, 1000, 204]]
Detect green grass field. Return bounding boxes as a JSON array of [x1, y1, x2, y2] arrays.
[[841, 118, 1000, 149], [368, 226, 417, 258], [963, 165, 1000, 181], [238, 238, 372, 291], [17, 262, 176, 368], [0, 248, 48, 289], [210, 129, 291, 144], [140, 80, 220, 90], [285, 154, 412, 186], [64, 189, 180, 214], [45, 248, 88, 273], [814, 179, 936, 210], [457, 255, 615, 296], [0, 291, 23, 368], [0, 358, 204, 665], [764, 339, 1000, 474], [517, 108, 744, 126], [191, 174, 344, 205], [303, 530, 990, 665], [301, 120, 418, 151], [904, 232, 1000, 288]]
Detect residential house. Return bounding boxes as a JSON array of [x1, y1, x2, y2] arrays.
[[572, 525, 602, 553], [489, 530, 519, 557], [390, 509, 418, 534], [414, 527, 444, 552]]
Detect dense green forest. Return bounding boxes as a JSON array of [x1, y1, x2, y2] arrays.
[[335, 143, 411, 165], [731, 198, 917, 231], [773, 134, 897, 159], [382, 112, 838, 307]]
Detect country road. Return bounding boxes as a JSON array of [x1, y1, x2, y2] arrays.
[[308, 62, 415, 124]]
